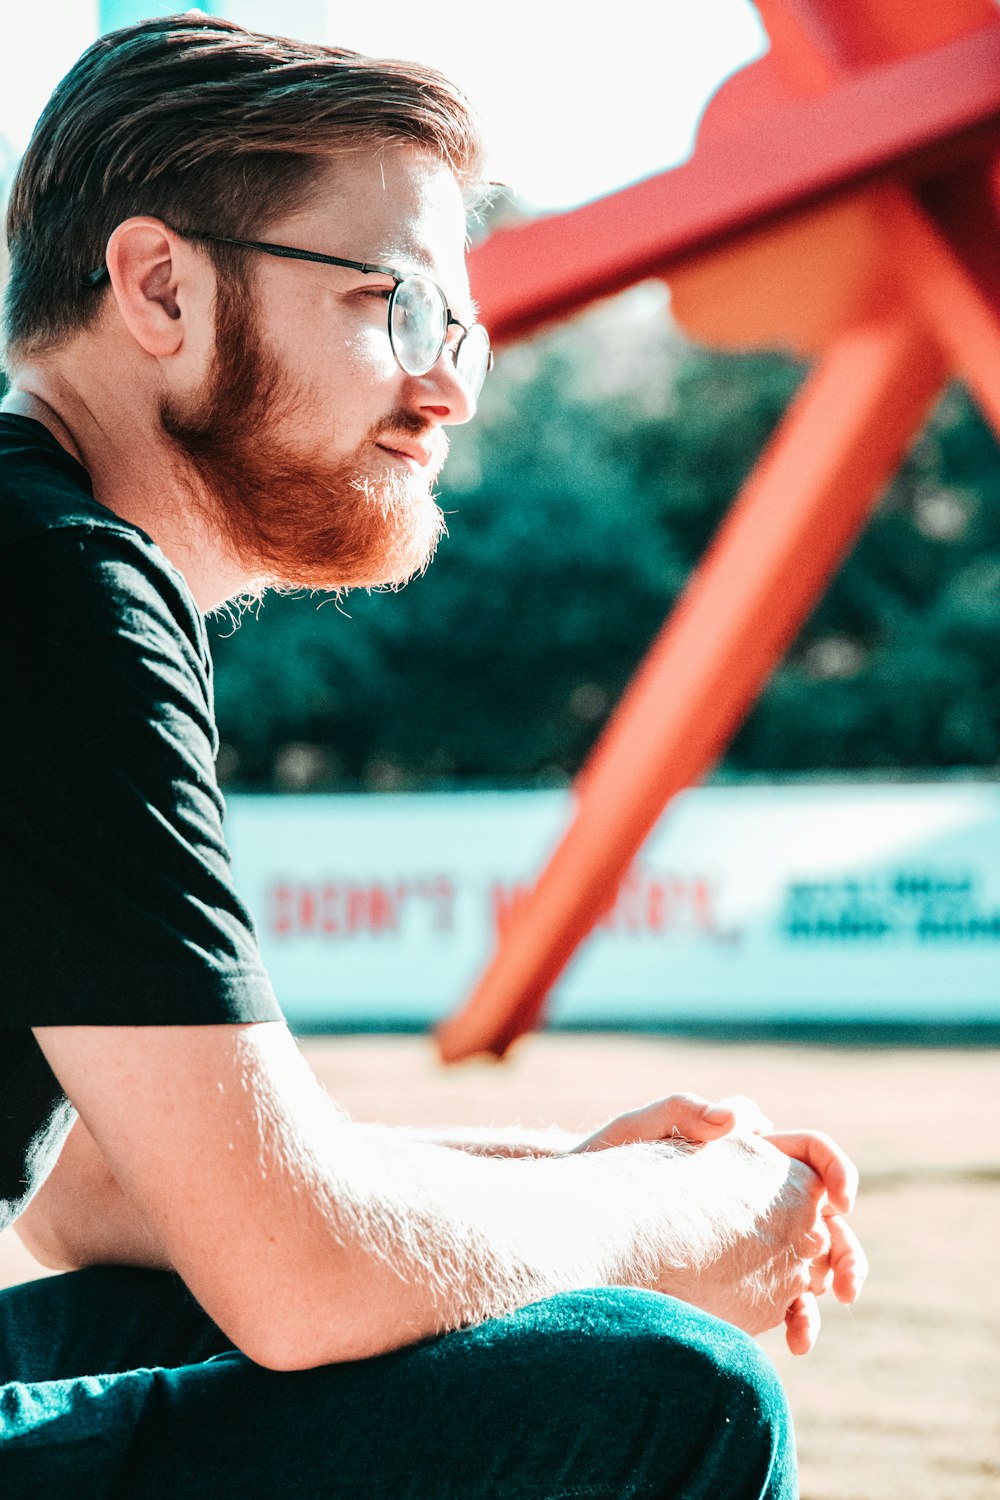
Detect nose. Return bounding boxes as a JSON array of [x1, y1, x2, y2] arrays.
[[409, 347, 478, 426]]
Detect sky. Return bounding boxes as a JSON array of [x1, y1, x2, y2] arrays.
[[0, 0, 768, 212]]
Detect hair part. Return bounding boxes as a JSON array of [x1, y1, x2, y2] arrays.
[[2, 13, 487, 367]]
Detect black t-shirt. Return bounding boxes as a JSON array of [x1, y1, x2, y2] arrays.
[[0, 414, 281, 1229]]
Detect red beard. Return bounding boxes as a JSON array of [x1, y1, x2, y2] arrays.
[[160, 273, 446, 594]]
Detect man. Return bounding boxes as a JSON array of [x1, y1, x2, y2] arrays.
[[0, 15, 865, 1498]]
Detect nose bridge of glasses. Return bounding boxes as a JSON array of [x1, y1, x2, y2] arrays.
[[443, 312, 470, 361]]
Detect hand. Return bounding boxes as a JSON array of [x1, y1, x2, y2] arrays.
[[719, 1110, 866, 1352], [760, 1127, 867, 1354], [578, 1086, 869, 1356], [687, 1132, 867, 1354], [704, 1102, 867, 1351], [571, 1092, 765, 1154], [657, 1132, 839, 1351], [579, 1094, 867, 1353]]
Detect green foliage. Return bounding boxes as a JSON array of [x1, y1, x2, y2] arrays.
[[733, 384, 1000, 772], [208, 294, 1000, 788]]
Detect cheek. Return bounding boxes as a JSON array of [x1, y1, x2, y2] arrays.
[[340, 324, 397, 381], [288, 324, 396, 410]]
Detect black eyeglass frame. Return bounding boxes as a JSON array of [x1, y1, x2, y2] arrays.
[[82, 230, 493, 393]]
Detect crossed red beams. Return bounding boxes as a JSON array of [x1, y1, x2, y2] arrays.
[[436, 6, 1000, 1060]]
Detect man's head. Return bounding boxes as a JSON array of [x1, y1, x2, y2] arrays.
[[3, 14, 488, 594]]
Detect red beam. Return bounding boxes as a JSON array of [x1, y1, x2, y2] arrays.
[[470, 21, 1000, 344], [437, 306, 946, 1060]]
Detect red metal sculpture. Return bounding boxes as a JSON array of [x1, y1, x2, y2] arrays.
[[437, 0, 1000, 1061]]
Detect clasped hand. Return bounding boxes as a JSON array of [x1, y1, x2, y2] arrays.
[[572, 1091, 867, 1355]]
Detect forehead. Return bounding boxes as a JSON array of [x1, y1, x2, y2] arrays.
[[278, 145, 472, 306]]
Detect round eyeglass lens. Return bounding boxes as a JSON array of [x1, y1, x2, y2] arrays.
[[455, 322, 492, 398], [389, 274, 448, 375]]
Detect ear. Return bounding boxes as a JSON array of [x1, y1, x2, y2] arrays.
[[103, 218, 203, 358]]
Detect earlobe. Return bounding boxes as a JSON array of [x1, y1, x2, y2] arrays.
[[104, 217, 188, 358]]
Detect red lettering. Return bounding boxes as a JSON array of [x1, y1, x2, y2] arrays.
[[594, 870, 724, 938], [693, 879, 716, 933], [271, 883, 294, 936], [367, 883, 400, 934], [298, 886, 317, 932], [343, 885, 365, 934], [320, 883, 340, 934]]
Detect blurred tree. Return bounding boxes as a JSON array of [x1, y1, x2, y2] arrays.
[[208, 283, 1000, 788], [731, 382, 1000, 772]]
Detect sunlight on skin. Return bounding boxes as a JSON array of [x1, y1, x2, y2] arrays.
[[573, 1090, 868, 1354]]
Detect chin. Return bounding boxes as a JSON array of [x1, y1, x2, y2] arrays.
[[263, 479, 446, 594], [353, 491, 447, 591]]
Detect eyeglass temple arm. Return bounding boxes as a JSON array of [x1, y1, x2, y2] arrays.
[[189, 235, 399, 279], [80, 233, 399, 287]]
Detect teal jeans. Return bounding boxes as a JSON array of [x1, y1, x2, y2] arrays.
[[0, 1267, 797, 1498]]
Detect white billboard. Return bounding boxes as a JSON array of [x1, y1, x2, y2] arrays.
[[224, 782, 1000, 1028]]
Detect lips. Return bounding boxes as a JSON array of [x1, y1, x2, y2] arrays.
[[376, 440, 433, 469], [375, 430, 452, 480]]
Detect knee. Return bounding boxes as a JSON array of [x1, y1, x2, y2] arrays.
[[696, 1315, 795, 1496], [643, 1292, 796, 1499], [525, 1289, 797, 1499]]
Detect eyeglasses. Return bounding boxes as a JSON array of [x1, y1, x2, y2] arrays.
[[82, 230, 493, 400]]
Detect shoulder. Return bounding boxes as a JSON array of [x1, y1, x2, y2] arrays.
[[0, 414, 208, 683], [0, 411, 122, 539]]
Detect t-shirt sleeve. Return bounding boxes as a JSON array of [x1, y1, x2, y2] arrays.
[[0, 523, 282, 1025]]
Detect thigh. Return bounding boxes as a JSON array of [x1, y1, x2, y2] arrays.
[[0, 1266, 233, 1383], [2, 1287, 796, 1500]]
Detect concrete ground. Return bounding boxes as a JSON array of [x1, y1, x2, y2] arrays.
[[2, 1032, 997, 1499]]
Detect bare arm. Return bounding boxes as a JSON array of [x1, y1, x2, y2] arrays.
[[12, 1100, 726, 1270], [13, 1118, 574, 1273], [14, 1114, 170, 1272], [31, 1020, 837, 1372], [393, 1124, 579, 1157]]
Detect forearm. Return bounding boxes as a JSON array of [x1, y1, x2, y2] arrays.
[[389, 1123, 580, 1158], [14, 1117, 170, 1272], [32, 1026, 804, 1372], [268, 1100, 828, 1372], [234, 1118, 729, 1370]]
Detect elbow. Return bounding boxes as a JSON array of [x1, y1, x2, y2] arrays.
[[178, 1232, 432, 1372], [14, 1214, 83, 1273], [233, 1325, 362, 1373], [225, 1290, 414, 1372]]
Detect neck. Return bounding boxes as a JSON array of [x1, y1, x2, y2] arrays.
[[1, 365, 255, 613], [2, 388, 85, 463]]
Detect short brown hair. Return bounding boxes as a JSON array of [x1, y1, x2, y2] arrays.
[[3, 13, 486, 364]]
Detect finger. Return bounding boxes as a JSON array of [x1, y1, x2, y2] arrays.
[[785, 1292, 821, 1356], [809, 1259, 834, 1297], [764, 1131, 859, 1214], [804, 1218, 833, 1296], [626, 1092, 740, 1143], [665, 1093, 737, 1140], [581, 1094, 736, 1151], [714, 1094, 774, 1135], [826, 1212, 869, 1304]]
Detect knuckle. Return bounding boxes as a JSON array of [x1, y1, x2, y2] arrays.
[[802, 1224, 830, 1257], [667, 1092, 701, 1112], [810, 1265, 834, 1296]]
